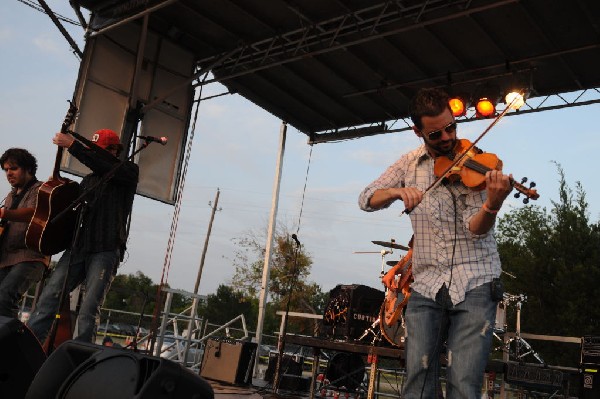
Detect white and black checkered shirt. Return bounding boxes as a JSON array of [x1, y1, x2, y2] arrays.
[[359, 145, 501, 305]]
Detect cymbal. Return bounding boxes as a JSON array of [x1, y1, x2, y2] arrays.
[[386, 260, 401, 266], [372, 240, 409, 251]]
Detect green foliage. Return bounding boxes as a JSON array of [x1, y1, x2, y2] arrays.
[[104, 271, 191, 318], [230, 227, 326, 335], [197, 284, 253, 327], [496, 164, 600, 366]]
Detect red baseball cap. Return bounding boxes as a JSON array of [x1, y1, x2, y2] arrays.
[[91, 129, 121, 149]]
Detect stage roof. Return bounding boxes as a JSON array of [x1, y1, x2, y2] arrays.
[[76, 0, 600, 141]]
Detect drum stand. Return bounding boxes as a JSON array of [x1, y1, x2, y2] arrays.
[[357, 249, 391, 344], [497, 294, 544, 364]]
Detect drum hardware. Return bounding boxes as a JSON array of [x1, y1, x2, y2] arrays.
[[494, 293, 544, 364], [371, 240, 410, 251], [386, 260, 401, 266]]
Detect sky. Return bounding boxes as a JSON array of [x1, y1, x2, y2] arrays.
[[2, 1, 600, 300]]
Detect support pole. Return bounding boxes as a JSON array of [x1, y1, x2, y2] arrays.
[[254, 121, 287, 376]]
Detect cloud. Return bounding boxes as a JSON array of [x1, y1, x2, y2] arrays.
[[32, 33, 63, 56], [0, 27, 13, 43]]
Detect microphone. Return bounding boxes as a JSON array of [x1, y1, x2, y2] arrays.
[[138, 135, 168, 145], [291, 234, 301, 246]]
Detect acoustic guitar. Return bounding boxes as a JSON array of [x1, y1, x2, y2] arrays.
[[26, 102, 80, 256]]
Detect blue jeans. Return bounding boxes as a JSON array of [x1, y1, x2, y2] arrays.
[[403, 283, 496, 399], [27, 249, 119, 343], [0, 261, 45, 318]]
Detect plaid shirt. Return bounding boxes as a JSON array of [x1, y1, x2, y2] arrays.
[[359, 145, 501, 305]]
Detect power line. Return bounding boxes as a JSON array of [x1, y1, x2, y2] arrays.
[[17, 0, 82, 26]]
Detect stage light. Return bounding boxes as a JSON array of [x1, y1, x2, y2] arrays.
[[448, 97, 466, 117], [505, 91, 525, 110], [475, 97, 496, 118]]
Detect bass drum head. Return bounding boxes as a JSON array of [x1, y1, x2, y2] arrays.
[[380, 299, 406, 347]]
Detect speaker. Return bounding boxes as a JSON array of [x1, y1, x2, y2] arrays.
[[200, 338, 257, 385], [0, 315, 46, 398], [264, 352, 303, 382], [321, 284, 384, 341], [25, 340, 213, 399], [582, 365, 600, 398]]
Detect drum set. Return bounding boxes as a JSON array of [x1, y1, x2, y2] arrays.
[[355, 240, 544, 365]]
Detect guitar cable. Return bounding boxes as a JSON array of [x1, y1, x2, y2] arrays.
[[418, 185, 458, 399]]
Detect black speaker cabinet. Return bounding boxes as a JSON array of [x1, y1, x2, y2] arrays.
[[25, 340, 213, 399], [582, 365, 600, 399], [321, 284, 384, 341], [0, 315, 46, 398], [264, 352, 303, 382], [200, 338, 257, 385]]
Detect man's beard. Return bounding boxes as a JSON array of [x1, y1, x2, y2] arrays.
[[427, 138, 456, 156]]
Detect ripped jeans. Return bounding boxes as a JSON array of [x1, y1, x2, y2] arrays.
[[403, 283, 495, 399]]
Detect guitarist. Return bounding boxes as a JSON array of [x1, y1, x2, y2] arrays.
[[28, 129, 138, 344], [0, 148, 49, 319]]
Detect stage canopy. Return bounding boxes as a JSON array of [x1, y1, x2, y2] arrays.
[[73, 0, 600, 143]]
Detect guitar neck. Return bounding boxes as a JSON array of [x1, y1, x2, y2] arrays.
[[52, 146, 64, 180]]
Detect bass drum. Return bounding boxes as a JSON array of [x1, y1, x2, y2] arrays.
[[379, 292, 407, 347]]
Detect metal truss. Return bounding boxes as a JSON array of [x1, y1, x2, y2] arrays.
[[308, 88, 600, 144], [196, 0, 517, 86]]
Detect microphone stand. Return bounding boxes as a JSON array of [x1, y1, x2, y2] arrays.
[[43, 138, 151, 354], [272, 235, 302, 394]]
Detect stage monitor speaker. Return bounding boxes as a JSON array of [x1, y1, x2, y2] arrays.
[[200, 338, 257, 385], [0, 316, 46, 398], [25, 340, 213, 399]]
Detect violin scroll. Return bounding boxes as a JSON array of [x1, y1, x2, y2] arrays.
[[513, 177, 538, 204]]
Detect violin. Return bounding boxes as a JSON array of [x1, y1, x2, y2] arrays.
[[433, 138, 539, 203]]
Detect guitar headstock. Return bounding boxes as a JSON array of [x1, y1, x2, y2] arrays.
[[513, 177, 539, 204], [61, 101, 78, 134]]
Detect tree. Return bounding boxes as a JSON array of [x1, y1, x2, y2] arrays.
[[198, 284, 253, 329], [104, 271, 191, 326], [496, 164, 600, 366], [231, 227, 326, 335]]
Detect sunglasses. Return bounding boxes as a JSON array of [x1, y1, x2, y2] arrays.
[[423, 121, 457, 140]]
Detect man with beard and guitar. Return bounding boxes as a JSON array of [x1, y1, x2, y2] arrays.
[[359, 88, 516, 398], [0, 148, 49, 319], [28, 129, 138, 344]]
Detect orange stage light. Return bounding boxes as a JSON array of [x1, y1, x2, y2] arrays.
[[475, 97, 495, 118], [449, 97, 466, 117]]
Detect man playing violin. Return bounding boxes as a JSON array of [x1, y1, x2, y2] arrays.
[[359, 88, 513, 398]]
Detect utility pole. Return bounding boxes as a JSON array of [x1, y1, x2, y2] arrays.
[[184, 188, 221, 362], [194, 188, 221, 294]]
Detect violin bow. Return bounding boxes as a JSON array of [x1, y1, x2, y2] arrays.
[[401, 93, 523, 216]]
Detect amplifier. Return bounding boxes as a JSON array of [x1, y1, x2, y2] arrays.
[[200, 338, 257, 385], [505, 361, 563, 391], [581, 336, 600, 365], [321, 284, 384, 341]]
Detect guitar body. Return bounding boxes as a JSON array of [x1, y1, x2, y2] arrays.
[[26, 178, 79, 256], [42, 308, 76, 354], [26, 102, 80, 256]]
